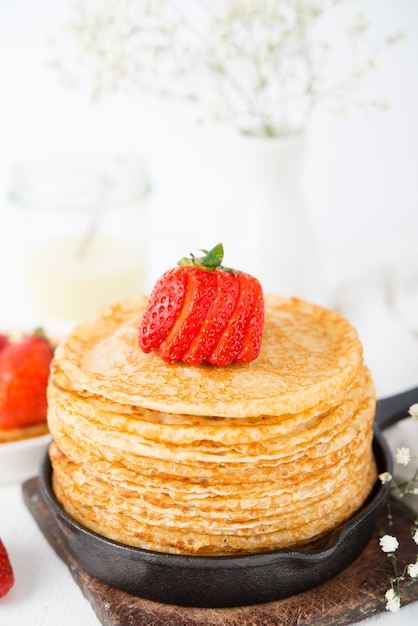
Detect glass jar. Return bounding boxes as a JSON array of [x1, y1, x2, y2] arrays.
[[10, 152, 150, 323]]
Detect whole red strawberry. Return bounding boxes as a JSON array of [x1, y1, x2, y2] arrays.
[[0, 538, 14, 598], [138, 243, 264, 366], [0, 330, 54, 430]]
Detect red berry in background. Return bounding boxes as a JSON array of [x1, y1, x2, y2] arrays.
[[0, 335, 9, 353], [0, 329, 54, 430], [138, 243, 264, 366], [0, 539, 14, 599]]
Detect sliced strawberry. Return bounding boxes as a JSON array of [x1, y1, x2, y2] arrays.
[[207, 272, 262, 366], [158, 267, 217, 363], [0, 332, 54, 430], [139, 266, 189, 352], [138, 243, 265, 367], [182, 269, 239, 365], [0, 539, 14, 599]]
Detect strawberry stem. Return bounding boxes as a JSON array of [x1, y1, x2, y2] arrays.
[[178, 243, 238, 274], [178, 243, 225, 271]]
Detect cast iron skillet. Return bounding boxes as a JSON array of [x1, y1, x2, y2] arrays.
[[39, 386, 418, 608]]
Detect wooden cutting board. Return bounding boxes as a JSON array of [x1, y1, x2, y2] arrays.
[[23, 477, 418, 626]]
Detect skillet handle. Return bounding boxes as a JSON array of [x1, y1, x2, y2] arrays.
[[375, 386, 418, 431]]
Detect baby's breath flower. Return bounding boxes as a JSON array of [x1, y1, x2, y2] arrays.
[[408, 403, 418, 419], [408, 559, 418, 578], [52, 0, 403, 136], [379, 535, 399, 553], [346, 12, 369, 37], [385, 588, 401, 613], [395, 447, 411, 466], [387, 30, 406, 45], [372, 100, 391, 111], [380, 413, 418, 611], [379, 471, 392, 484], [330, 105, 347, 118]]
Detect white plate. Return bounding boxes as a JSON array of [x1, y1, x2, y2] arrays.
[[0, 433, 51, 484]]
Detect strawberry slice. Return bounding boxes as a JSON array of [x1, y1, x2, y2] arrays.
[[0, 538, 14, 599], [207, 272, 262, 366], [158, 267, 217, 363], [236, 277, 264, 363], [182, 269, 240, 365], [138, 244, 265, 367], [139, 266, 189, 352]]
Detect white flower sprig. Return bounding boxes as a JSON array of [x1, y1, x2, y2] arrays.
[[378, 404, 418, 612], [379, 534, 399, 553], [51, 0, 404, 137]]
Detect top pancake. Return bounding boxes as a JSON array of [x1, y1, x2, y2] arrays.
[[51, 295, 364, 418]]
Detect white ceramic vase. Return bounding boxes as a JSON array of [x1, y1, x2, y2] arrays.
[[220, 131, 321, 302]]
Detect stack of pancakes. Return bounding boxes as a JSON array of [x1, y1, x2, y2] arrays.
[[47, 295, 377, 555]]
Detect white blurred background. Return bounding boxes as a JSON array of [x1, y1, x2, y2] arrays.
[[0, 0, 418, 397]]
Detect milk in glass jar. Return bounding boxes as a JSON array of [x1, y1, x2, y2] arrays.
[[10, 153, 150, 322]]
